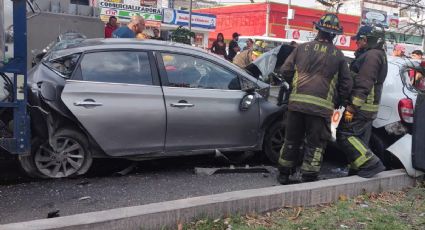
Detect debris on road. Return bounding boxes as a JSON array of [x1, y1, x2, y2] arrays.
[[113, 162, 138, 176], [47, 210, 60, 219], [194, 166, 276, 176], [78, 196, 91, 201]]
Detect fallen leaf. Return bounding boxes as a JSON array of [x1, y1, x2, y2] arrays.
[[288, 207, 303, 220], [400, 213, 408, 218], [419, 213, 425, 217], [340, 224, 349, 228], [339, 194, 348, 201], [177, 223, 183, 230], [213, 218, 220, 223]]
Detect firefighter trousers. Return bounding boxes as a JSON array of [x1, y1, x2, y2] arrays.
[[278, 111, 331, 176], [336, 118, 381, 170]]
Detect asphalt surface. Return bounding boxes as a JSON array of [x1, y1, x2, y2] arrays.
[[0, 150, 347, 225]]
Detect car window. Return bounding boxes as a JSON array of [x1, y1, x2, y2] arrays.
[[44, 53, 81, 78], [161, 53, 241, 90], [79, 51, 153, 85]]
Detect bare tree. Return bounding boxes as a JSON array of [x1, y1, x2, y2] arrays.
[[316, 0, 345, 13]]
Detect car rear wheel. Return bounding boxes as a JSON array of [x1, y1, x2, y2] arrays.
[[263, 121, 285, 163], [19, 128, 92, 179]]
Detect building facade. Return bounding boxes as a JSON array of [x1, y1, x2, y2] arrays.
[[196, 2, 360, 51]]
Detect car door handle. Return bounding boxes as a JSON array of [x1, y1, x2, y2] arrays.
[[170, 103, 194, 108], [74, 101, 103, 107]]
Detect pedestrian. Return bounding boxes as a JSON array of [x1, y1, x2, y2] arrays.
[[243, 38, 254, 51], [411, 50, 423, 60], [104, 16, 118, 38], [151, 28, 163, 40], [112, 16, 145, 38], [233, 43, 264, 68], [392, 44, 405, 57], [276, 13, 352, 184], [227, 32, 241, 61], [336, 25, 388, 178], [210, 33, 227, 58]]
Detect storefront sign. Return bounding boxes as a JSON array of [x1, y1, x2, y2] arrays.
[[286, 29, 351, 47], [98, 0, 163, 23], [163, 8, 216, 30], [362, 8, 388, 27], [101, 8, 162, 21]]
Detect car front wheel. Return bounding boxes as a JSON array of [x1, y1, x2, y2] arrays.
[[263, 121, 285, 163], [19, 128, 92, 179]]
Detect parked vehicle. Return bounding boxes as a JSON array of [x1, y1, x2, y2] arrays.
[[18, 39, 287, 178]]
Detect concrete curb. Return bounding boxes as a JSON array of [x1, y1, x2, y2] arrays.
[[0, 169, 416, 230]]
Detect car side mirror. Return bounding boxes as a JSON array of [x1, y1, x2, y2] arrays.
[[240, 93, 256, 111]]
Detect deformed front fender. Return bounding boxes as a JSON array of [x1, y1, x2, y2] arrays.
[[387, 134, 424, 177]]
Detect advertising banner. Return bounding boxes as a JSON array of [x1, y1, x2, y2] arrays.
[[99, 0, 162, 22], [286, 29, 351, 47], [163, 8, 216, 30], [388, 15, 399, 29], [362, 8, 388, 27]]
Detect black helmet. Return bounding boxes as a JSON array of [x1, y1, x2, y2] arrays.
[[352, 25, 385, 48], [314, 13, 343, 35]]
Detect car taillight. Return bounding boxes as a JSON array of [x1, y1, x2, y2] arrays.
[[398, 98, 414, 123]]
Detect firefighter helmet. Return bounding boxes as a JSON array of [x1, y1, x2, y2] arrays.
[[351, 25, 385, 48], [314, 13, 343, 35]]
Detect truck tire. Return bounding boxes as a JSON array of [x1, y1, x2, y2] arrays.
[[19, 128, 92, 179], [263, 121, 285, 163]]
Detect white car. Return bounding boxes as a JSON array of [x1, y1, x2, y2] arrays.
[[370, 56, 422, 177]]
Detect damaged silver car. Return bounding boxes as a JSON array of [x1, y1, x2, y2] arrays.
[[20, 39, 286, 178]]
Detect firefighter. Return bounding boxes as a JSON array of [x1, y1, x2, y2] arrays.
[[337, 25, 388, 178], [277, 13, 353, 184], [233, 41, 265, 68]]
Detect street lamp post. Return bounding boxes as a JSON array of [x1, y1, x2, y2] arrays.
[[189, 0, 193, 31]]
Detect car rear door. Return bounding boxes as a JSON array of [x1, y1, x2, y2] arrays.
[[61, 50, 166, 156], [156, 52, 260, 152]]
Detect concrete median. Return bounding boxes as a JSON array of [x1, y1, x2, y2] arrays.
[[0, 169, 416, 230]]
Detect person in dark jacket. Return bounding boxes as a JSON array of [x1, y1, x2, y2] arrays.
[[227, 32, 241, 61], [211, 33, 227, 58], [277, 13, 353, 184], [104, 16, 118, 38], [337, 25, 388, 178]]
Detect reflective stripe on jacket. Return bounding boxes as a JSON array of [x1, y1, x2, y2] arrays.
[[349, 48, 388, 120], [279, 40, 353, 118]]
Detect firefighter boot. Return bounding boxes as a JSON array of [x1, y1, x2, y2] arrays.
[[357, 155, 385, 178], [277, 167, 291, 185], [301, 172, 319, 183]]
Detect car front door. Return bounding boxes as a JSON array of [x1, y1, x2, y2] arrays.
[[61, 50, 166, 156], [157, 52, 260, 151]]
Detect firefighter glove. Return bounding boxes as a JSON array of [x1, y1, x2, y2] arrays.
[[344, 110, 354, 123]]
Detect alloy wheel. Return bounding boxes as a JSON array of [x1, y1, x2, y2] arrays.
[[34, 137, 85, 178]]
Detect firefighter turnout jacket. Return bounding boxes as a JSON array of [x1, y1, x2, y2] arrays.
[[279, 40, 353, 118], [349, 48, 388, 119]]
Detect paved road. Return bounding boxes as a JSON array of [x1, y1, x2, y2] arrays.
[[0, 151, 347, 225]]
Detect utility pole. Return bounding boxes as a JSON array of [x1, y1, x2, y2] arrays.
[[265, 0, 270, 36], [189, 0, 193, 31], [285, 0, 292, 38]]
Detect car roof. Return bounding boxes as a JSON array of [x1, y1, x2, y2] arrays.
[[239, 36, 306, 44], [48, 38, 210, 60]]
